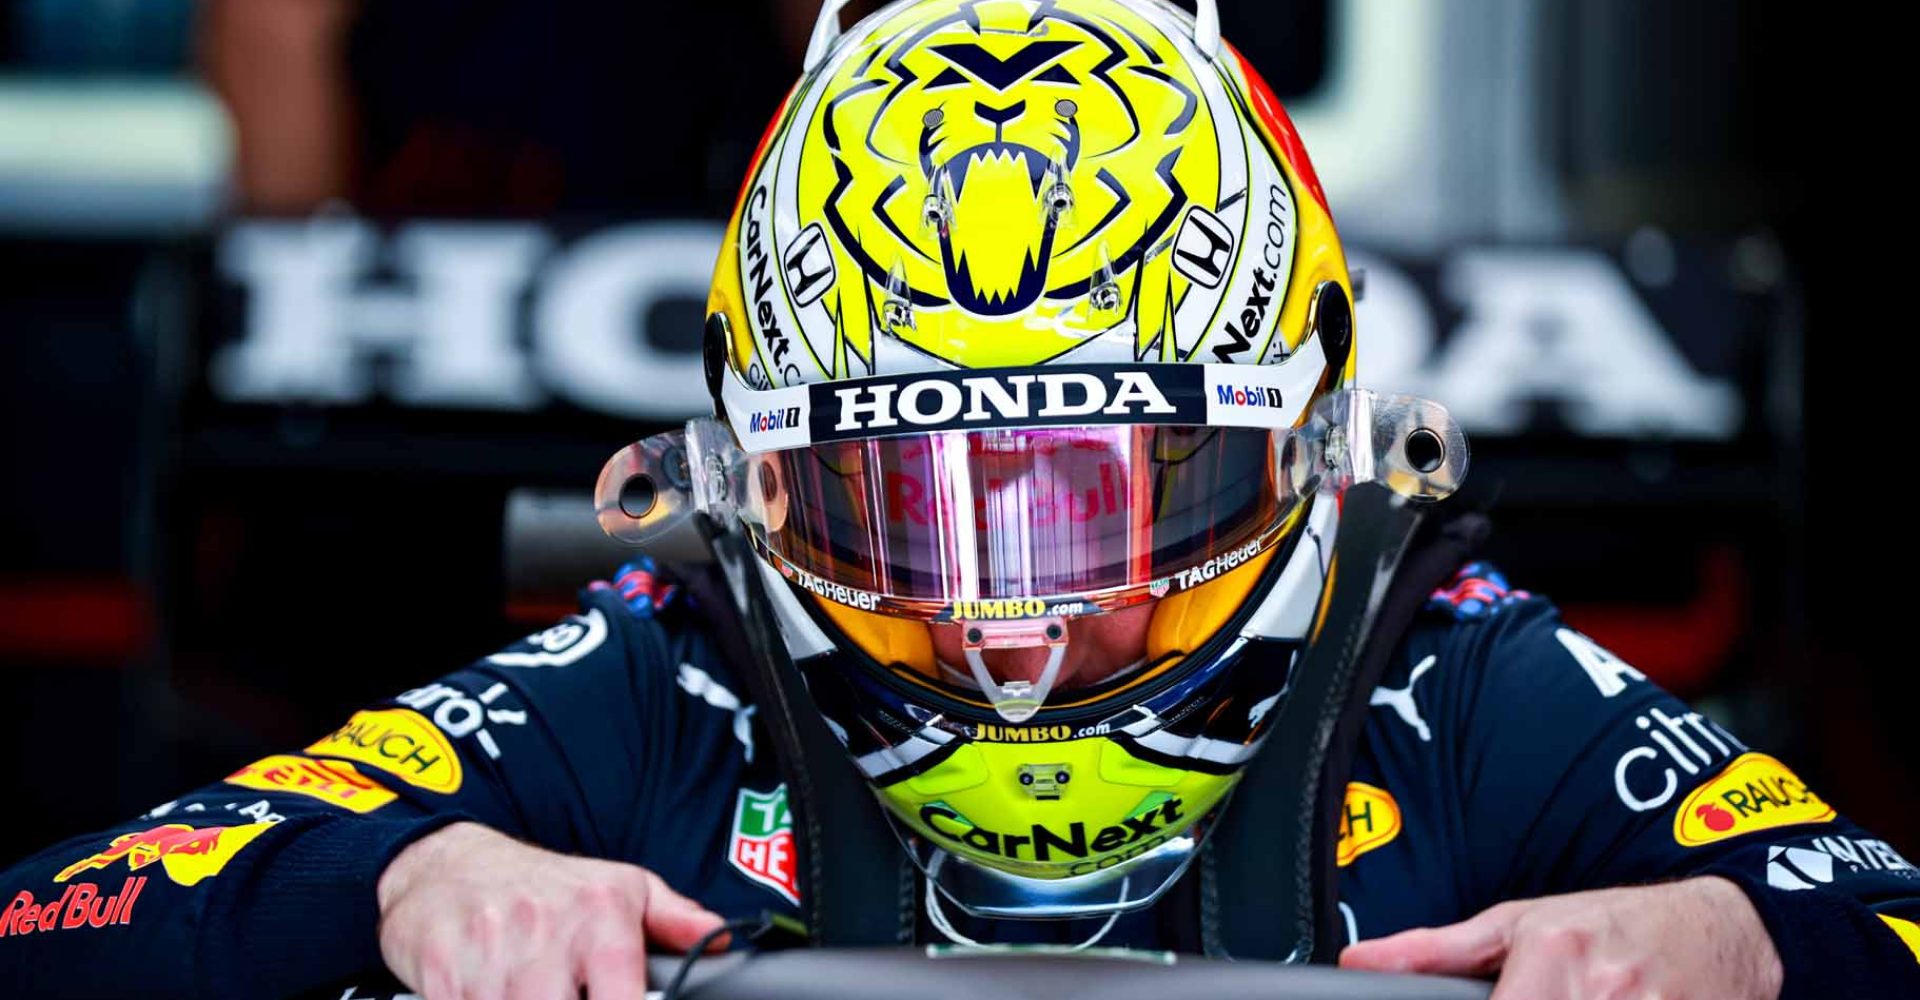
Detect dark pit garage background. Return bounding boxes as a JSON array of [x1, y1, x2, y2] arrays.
[[1, 0, 1900, 864]]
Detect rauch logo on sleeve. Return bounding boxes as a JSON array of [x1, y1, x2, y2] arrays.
[[1673, 752, 1834, 847], [307, 708, 464, 794], [728, 785, 798, 906]]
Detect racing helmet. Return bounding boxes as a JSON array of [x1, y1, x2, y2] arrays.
[[596, 0, 1466, 919]]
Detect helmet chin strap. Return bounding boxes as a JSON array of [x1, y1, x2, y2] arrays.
[[957, 616, 1069, 723]]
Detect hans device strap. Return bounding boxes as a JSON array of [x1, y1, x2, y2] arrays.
[[1200, 486, 1489, 962], [678, 536, 918, 947]]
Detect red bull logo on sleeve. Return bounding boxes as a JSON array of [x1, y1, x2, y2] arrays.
[[1, 877, 147, 937], [53, 822, 275, 887]]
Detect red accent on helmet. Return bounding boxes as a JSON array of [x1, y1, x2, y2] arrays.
[[1224, 42, 1330, 218], [730, 84, 800, 219]]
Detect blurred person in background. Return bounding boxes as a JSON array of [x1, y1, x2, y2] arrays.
[[200, 0, 834, 217], [2, 2, 1915, 999]]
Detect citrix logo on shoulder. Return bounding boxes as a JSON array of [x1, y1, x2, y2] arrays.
[[1611, 704, 1745, 813], [828, 368, 1183, 434]]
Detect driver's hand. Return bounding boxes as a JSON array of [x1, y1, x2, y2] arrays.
[[1338, 876, 1783, 999], [376, 821, 728, 999]]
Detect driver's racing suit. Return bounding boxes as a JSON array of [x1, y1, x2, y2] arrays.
[[3, 562, 1917, 997]]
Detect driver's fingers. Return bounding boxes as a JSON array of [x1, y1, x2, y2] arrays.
[[1338, 901, 1523, 978], [578, 926, 651, 1000], [502, 951, 573, 1000], [1486, 925, 1581, 1000], [638, 870, 729, 953]]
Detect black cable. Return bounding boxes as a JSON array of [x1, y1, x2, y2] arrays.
[[660, 910, 804, 1000]]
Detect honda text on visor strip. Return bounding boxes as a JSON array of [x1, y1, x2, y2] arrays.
[[596, 331, 1467, 721]]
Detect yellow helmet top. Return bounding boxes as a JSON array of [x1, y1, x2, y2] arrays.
[[711, 0, 1351, 389]]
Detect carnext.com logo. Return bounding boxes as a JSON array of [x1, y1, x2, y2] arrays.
[[749, 407, 802, 434], [1215, 384, 1284, 408]]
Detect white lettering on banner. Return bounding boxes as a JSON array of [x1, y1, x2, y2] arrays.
[[215, 221, 547, 408], [1417, 250, 1740, 439], [1612, 706, 1745, 812], [212, 227, 1746, 439], [531, 224, 718, 418], [1350, 249, 1435, 390], [213, 220, 716, 418], [1555, 628, 1647, 697], [1352, 249, 1744, 440], [676, 663, 758, 762]]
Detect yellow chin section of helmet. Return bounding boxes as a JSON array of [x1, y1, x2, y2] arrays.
[[877, 736, 1236, 880]]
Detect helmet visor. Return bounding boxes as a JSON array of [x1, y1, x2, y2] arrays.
[[751, 424, 1293, 612]]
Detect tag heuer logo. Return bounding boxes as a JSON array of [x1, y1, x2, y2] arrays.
[[727, 785, 799, 906]]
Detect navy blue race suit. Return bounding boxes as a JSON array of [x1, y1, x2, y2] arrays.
[[3, 563, 1917, 997]]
